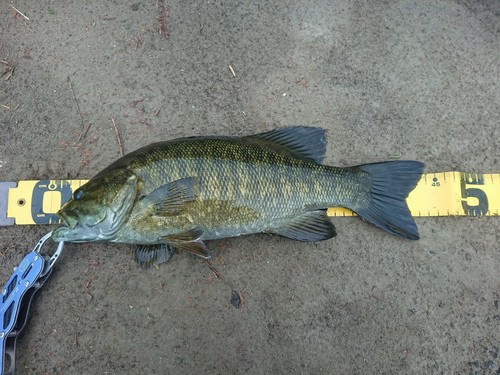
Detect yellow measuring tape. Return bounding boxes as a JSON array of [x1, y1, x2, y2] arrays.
[[1, 180, 88, 226], [328, 171, 499, 217], [0, 172, 498, 226]]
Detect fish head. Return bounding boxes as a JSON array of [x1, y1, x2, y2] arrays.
[[52, 169, 140, 242]]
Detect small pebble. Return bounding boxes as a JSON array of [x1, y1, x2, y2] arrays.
[[230, 290, 243, 309]]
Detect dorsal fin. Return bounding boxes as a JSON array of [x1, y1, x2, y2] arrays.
[[243, 126, 327, 163]]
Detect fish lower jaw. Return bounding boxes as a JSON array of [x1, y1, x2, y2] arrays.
[[51, 227, 69, 242], [51, 226, 117, 243]]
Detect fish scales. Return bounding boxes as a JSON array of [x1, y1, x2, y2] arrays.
[[107, 137, 357, 210], [100, 138, 357, 238]]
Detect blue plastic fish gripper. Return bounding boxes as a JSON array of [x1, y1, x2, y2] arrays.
[[0, 232, 64, 375]]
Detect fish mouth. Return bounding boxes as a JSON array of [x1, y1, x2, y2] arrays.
[[58, 209, 79, 229]]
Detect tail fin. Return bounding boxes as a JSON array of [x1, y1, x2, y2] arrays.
[[354, 161, 424, 240]]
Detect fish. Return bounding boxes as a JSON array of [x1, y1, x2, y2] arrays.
[[52, 127, 424, 266]]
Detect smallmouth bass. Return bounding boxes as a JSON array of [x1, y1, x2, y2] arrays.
[[52, 127, 424, 266]]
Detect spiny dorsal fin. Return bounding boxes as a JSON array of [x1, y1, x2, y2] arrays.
[[270, 210, 336, 242], [243, 126, 327, 163], [134, 243, 175, 267]]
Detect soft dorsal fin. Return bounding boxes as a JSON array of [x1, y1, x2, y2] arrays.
[[243, 126, 327, 163]]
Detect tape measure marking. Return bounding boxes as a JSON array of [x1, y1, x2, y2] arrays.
[[5, 180, 88, 225], [0, 182, 16, 226]]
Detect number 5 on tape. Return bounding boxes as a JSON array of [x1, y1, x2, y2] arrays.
[[406, 172, 499, 217]]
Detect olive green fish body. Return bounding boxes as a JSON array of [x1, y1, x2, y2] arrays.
[[52, 127, 424, 264], [106, 137, 366, 243]]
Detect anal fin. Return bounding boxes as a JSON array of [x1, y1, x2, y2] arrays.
[[270, 210, 336, 242]]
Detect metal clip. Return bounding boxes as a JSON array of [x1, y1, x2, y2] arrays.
[[0, 232, 64, 375], [32, 232, 64, 277]]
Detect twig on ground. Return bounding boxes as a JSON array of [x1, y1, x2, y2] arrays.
[[10, 4, 29, 20], [0, 103, 20, 111], [1, 60, 14, 80], [77, 123, 92, 142], [203, 259, 222, 279], [111, 118, 124, 156], [157, 0, 169, 39], [68, 76, 85, 130], [202, 256, 246, 309]]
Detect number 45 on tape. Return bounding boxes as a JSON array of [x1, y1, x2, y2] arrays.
[[0, 173, 498, 226]]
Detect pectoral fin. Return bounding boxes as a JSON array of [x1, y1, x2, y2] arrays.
[[142, 177, 198, 216], [164, 228, 213, 259], [134, 243, 175, 267], [270, 210, 337, 242]]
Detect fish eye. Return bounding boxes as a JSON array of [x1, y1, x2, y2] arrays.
[[73, 189, 84, 200]]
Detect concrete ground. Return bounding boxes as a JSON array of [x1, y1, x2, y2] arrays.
[[1, 1, 499, 374]]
